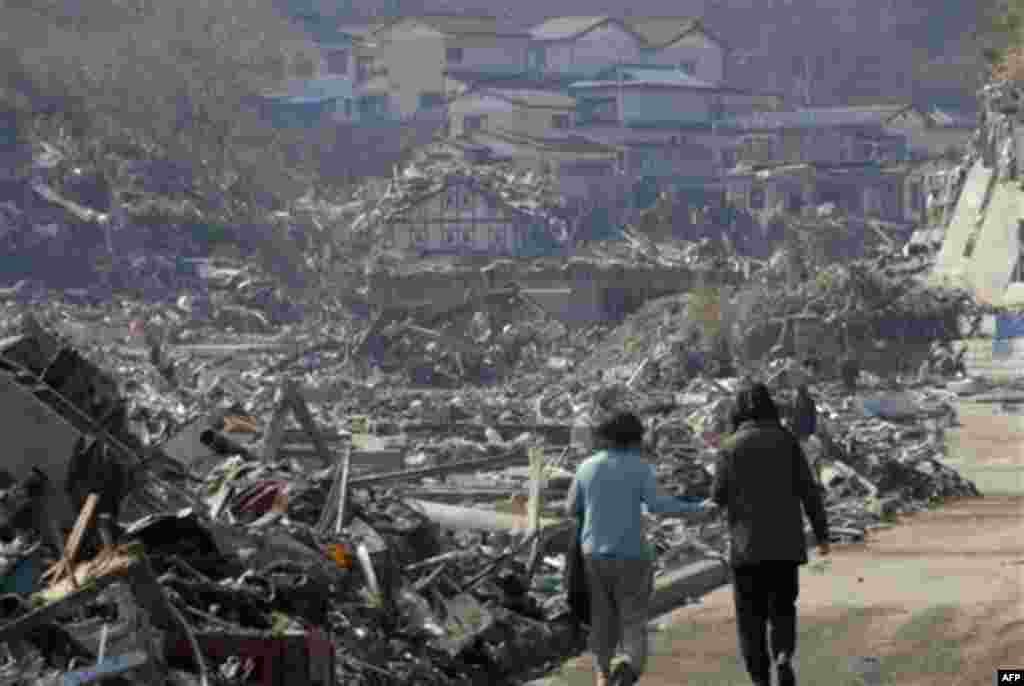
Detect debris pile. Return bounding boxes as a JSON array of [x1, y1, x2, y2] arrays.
[[0, 274, 984, 685]]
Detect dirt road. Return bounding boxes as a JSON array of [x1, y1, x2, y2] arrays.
[[548, 402, 1024, 686]]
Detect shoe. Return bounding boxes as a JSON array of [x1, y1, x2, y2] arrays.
[[610, 661, 637, 686], [776, 658, 797, 686]]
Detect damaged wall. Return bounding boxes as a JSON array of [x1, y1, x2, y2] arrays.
[[366, 262, 707, 326]]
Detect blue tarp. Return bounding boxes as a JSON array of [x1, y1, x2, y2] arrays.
[[862, 393, 920, 420], [995, 315, 1024, 340], [993, 339, 1013, 359], [873, 317, 948, 341]]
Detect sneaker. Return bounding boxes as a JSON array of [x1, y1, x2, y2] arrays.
[[776, 660, 797, 686], [610, 661, 637, 686]]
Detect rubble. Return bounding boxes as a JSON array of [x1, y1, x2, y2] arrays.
[[0, 267, 985, 685]]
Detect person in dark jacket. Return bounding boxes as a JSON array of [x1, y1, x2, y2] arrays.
[[712, 383, 830, 686]]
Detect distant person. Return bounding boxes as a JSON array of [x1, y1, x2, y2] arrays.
[[567, 411, 711, 686], [713, 383, 830, 686], [791, 384, 820, 483]]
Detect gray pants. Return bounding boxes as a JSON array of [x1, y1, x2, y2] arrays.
[[583, 556, 654, 676]]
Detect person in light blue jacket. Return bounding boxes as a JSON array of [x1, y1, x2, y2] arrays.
[[566, 410, 712, 686]]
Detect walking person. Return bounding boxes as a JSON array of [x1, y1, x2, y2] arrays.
[[567, 411, 711, 686], [790, 384, 820, 484], [712, 383, 830, 686]]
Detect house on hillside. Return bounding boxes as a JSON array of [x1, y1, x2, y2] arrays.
[[380, 175, 567, 257], [462, 129, 622, 204], [448, 88, 576, 139], [723, 161, 917, 227], [623, 17, 728, 84], [714, 106, 916, 168], [370, 15, 531, 117], [836, 100, 976, 159], [527, 16, 727, 85]]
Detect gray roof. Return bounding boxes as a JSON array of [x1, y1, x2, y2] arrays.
[[716, 106, 915, 132], [622, 17, 709, 48], [530, 16, 612, 41]]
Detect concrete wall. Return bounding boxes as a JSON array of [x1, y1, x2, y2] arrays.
[[651, 31, 725, 84], [621, 89, 712, 125], [964, 177, 1021, 305], [444, 34, 527, 74], [448, 95, 572, 138], [366, 262, 701, 325], [378, 23, 447, 117], [931, 161, 995, 289]]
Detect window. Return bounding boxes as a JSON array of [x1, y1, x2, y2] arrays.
[[294, 56, 316, 78], [814, 55, 826, 81], [464, 115, 486, 132], [791, 55, 805, 78], [344, 98, 353, 118], [679, 60, 696, 75], [749, 188, 766, 210], [864, 187, 882, 216], [788, 193, 805, 213], [909, 181, 923, 211], [722, 148, 737, 168], [444, 187, 459, 209], [461, 227, 473, 243], [419, 92, 444, 109], [443, 228, 457, 244], [326, 49, 349, 76], [356, 57, 373, 83], [551, 113, 570, 130], [446, 47, 464, 63]]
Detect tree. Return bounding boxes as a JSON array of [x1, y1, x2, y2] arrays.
[[0, 0, 322, 220]]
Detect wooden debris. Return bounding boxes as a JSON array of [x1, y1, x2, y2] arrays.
[[42, 493, 100, 589]]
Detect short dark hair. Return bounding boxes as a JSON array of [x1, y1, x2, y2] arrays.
[[594, 410, 645, 449], [732, 382, 780, 425]]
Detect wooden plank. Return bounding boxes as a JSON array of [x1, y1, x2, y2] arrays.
[[43, 493, 99, 588], [287, 387, 335, 469], [260, 383, 292, 463]]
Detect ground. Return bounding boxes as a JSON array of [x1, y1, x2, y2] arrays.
[[543, 401, 1024, 686]]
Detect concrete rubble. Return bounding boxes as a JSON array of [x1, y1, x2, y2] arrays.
[[0, 274, 986, 684]]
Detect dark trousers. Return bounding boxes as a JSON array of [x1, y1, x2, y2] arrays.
[[732, 562, 800, 686]]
